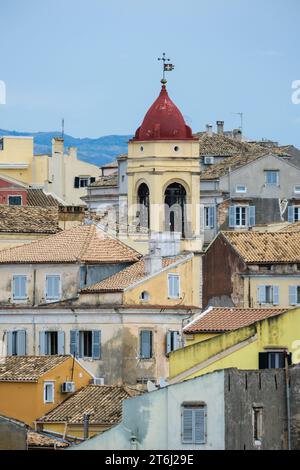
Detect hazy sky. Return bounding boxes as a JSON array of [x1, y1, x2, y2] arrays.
[[1, 0, 300, 146]]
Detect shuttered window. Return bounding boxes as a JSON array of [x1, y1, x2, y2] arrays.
[[182, 405, 207, 444], [12, 275, 27, 300], [257, 285, 279, 305], [166, 331, 180, 354], [7, 330, 26, 356], [39, 331, 65, 355], [140, 330, 153, 359], [289, 285, 300, 305], [44, 382, 55, 403], [45, 275, 61, 301], [168, 274, 180, 299], [204, 206, 215, 229], [228, 205, 255, 227], [70, 330, 101, 359]]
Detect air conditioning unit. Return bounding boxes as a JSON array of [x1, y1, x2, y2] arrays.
[[92, 377, 105, 385], [61, 381, 75, 393], [204, 156, 215, 165]]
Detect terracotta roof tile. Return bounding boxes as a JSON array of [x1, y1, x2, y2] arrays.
[[0, 205, 60, 234], [0, 224, 141, 264], [0, 356, 70, 382], [81, 256, 186, 293], [184, 307, 288, 333], [27, 189, 60, 207], [27, 431, 69, 448], [89, 175, 118, 188], [279, 222, 300, 232], [197, 132, 265, 157], [37, 384, 141, 425], [221, 231, 300, 263]]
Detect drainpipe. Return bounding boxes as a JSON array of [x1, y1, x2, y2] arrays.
[[83, 413, 90, 440], [284, 351, 291, 450]]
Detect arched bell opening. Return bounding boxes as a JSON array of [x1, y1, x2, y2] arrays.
[[164, 182, 186, 238], [137, 182, 150, 229]]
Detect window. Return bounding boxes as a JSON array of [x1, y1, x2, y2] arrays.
[[294, 185, 300, 194], [166, 331, 180, 354], [229, 205, 255, 228], [45, 275, 61, 301], [6, 330, 26, 356], [40, 331, 65, 355], [204, 206, 215, 229], [168, 274, 180, 299], [265, 170, 279, 185], [70, 330, 101, 359], [257, 285, 279, 305], [235, 185, 247, 193], [8, 195, 22, 205], [253, 407, 263, 444], [259, 351, 292, 369], [74, 176, 95, 188], [44, 382, 55, 403], [289, 285, 300, 305], [288, 206, 300, 223], [204, 156, 214, 165], [12, 275, 27, 301], [182, 404, 207, 444], [139, 330, 153, 359], [174, 146, 179, 152], [140, 291, 150, 301]]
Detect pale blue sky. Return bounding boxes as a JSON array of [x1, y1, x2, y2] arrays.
[[1, 0, 300, 146]]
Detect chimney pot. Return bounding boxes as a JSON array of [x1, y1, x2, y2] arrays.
[[216, 121, 224, 135]]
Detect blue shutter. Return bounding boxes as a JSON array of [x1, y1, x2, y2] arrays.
[[195, 407, 206, 444], [229, 206, 235, 227], [17, 330, 26, 355], [46, 275, 60, 300], [70, 330, 79, 357], [249, 206, 256, 226], [288, 206, 294, 223], [57, 331, 65, 355], [7, 331, 13, 356], [92, 330, 101, 359], [13, 275, 27, 300], [258, 286, 266, 304], [140, 330, 152, 359], [289, 286, 297, 305], [182, 408, 193, 443], [273, 286, 279, 305], [166, 331, 172, 354], [39, 331, 46, 355]]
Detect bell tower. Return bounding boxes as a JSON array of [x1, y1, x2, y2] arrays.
[[126, 61, 201, 253]]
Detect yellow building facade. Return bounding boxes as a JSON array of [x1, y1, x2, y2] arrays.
[[168, 307, 300, 383]]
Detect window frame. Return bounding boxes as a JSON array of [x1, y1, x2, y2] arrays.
[[168, 273, 180, 299], [235, 205, 247, 227], [12, 274, 28, 302], [294, 185, 300, 194], [265, 170, 279, 186], [181, 403, 207, 445], [139, 329, 153, 360], [235, 184, 247, 193], [44, 381, 55, 404], [252, 406, 263, 445], [8, 195, 22, 206], [45, 274, 61, 302]]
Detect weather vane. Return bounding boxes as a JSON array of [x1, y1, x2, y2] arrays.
[[158, 53, 175, 84]]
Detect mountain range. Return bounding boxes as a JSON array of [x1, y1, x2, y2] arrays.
[[0, 129, 132, 166]]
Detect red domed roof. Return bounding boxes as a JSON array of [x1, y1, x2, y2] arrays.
[[133, 85, 195, 141]]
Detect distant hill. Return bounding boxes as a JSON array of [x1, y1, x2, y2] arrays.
[[0, 129, 132, 166]]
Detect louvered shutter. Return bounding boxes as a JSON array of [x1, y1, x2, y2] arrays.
[[140, 330, 152, 359], [249, 205, 256, 226], [166, 331, 172, 354], [6, 331, 13, 356], [288, 206, 294, 223], [173, 331, 180, 351], [70, 330, 79, 357], [46, 275, 60, 300], [195, 407, 206, 444], [289, 286, 297, 305], [92, 330, 101, 359], [13, 275, 26, 300], [273, 286, 279, 305], [228, 206, 235, 227], [39, 331, 46, 355], [209, 206, 215, 229], [182, 408, 193, 443], [17, 330, 26, 355], [258, 286, 266, 304], [57, 331, 65, 355]]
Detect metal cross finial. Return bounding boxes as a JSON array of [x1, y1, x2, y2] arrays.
[[158, 53, 174, 84]]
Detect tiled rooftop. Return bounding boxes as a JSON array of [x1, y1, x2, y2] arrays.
[[0, 224, 141, 264], [27, 189, 60, 207], [184, 307, 288, 333], [0, 356, 70, 382], [89, 175, 118, 188], [37, 384, 140, 425], [221, 231, 300, 264], [0, 205, 60, 234], [81, 256, 186, 293], [27, 431, 69, 448]]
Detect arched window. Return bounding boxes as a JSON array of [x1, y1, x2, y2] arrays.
[[137, 183, 150, 229], [140, 291, 150, 301], [164, 182, 186, 237]]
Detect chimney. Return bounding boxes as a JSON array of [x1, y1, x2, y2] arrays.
[[206, 124, 213, 137], [83, 413, 90, 440], [52, 137, 64, 156], [232, 128, 242, 141], [144, 246, 162, 276], [216, 121, 224, 135]]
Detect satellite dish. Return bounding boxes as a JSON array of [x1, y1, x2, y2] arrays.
[[147, 380, 158, 392]]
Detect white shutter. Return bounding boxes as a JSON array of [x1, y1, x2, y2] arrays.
[[166, 331, 172, 354], [57, 331, 65, 354], [289, 286, 297, 305], [168, 274, 180, 298], [258, 286, 266, 304], [194, 407, 206, 444], [173, 331, 180, 351]]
